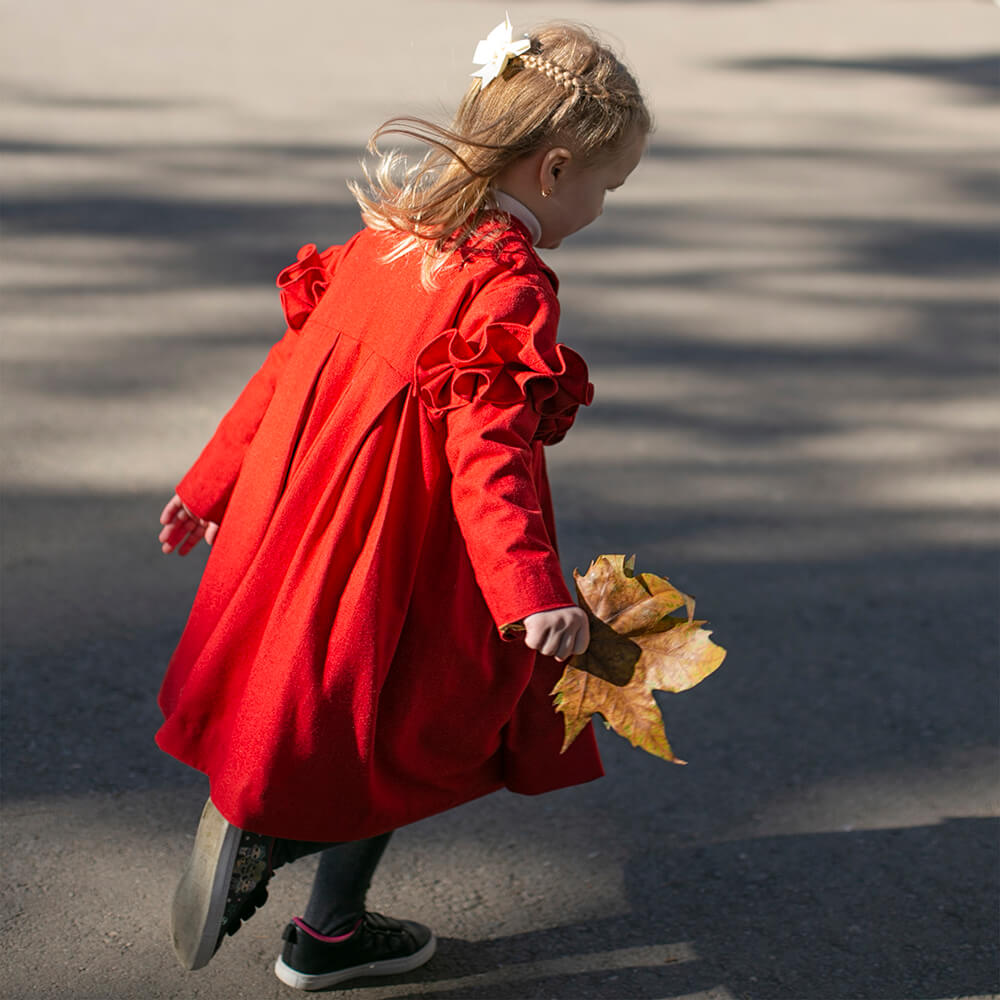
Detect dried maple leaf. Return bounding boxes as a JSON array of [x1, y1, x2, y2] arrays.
[[552, 554, 726, 764]]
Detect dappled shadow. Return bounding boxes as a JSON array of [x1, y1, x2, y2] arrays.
[[619, 819, 1000, 1000], [0, 79, 203, 111], [3, 194, 356, 242], [3, 192, 360, 293], [3, 55, 997, 999], [3, 488, 996, 825], [254, 820, 998, 998], [567, 202, 999, 281], [3, 79, 996, 806], [729, 54, 1000, 101]]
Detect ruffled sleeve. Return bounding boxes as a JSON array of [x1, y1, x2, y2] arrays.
[[411, 304, 591, 629], [415, 321, 593, 445]]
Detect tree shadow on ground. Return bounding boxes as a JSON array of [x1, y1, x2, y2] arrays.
[[306, 819, 998, 998], [4, 67, 997, 999], [728, 54, 1000, 102], [3, 489, 996, 832]]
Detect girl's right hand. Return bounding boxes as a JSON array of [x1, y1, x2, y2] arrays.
[[158, 494, 219, 556], [522, 606, 590, 661]]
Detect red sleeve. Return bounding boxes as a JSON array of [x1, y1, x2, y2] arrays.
[[415, 275, 591, 630], [444, 396, 575, 630], [175, 330, 300, 523], [175, 243, 344, 523]]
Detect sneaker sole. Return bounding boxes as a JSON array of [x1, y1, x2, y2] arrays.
[[170, 798, 242, 970], [273, 934, 437, 991]]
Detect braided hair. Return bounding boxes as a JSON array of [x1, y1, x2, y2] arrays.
[[351, 22, 650, 286], [517, 52, 599, 97]]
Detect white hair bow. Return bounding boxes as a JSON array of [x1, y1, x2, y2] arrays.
[[471, 13, 530, 88]]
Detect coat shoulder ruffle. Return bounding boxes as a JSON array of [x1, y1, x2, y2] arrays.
[[415, 322, 593, 446]]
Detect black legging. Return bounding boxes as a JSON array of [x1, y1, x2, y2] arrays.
[[273, 833, 393, 936]]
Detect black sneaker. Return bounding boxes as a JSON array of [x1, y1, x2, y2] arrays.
[[274, 913, 436, 990], [170, 798, 274, 970]]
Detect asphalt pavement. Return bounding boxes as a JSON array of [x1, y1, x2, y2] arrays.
[[2, 2, 998, 998]]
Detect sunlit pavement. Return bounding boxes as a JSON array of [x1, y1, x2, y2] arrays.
[[3, 2, 998, 998]]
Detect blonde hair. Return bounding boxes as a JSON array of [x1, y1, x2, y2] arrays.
[[349, 22, 651, 286]]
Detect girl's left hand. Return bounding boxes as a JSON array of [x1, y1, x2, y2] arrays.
[[158, 494, 218, 555], [522, 606, 590, 661]]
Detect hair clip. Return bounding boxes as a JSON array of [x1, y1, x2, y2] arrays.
[[471, 12, 530, 89]]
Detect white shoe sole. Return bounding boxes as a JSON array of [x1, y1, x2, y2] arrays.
[[170, 798, 242, 970], [273, 934, 437, 991]]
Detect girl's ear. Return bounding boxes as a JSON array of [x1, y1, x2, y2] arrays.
[[538, 147, 573, 195]]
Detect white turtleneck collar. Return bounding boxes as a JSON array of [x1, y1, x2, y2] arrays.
[[492, 189, 542, 246]]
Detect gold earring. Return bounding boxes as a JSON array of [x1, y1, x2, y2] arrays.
[[541, 187, 552, 198]]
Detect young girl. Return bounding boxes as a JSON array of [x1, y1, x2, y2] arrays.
[[157, 17, 649, 991]]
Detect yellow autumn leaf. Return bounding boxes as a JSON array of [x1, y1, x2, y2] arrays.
[[552, 555, 726, 764]]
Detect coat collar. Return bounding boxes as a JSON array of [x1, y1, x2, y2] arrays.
[[491, 190, 542, 245]]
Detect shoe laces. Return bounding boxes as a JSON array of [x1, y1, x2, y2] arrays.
[[358, 912, 411, 953]]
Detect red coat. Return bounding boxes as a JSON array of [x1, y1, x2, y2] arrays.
[[156, 219, 603, 841]]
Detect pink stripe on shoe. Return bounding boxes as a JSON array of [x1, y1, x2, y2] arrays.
[[292, 916, 362, 943]]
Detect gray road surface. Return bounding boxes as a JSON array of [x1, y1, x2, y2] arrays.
[[2, 2, 998, 998]]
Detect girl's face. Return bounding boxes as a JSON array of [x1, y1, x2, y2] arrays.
[[535, 130, 646, 249]]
